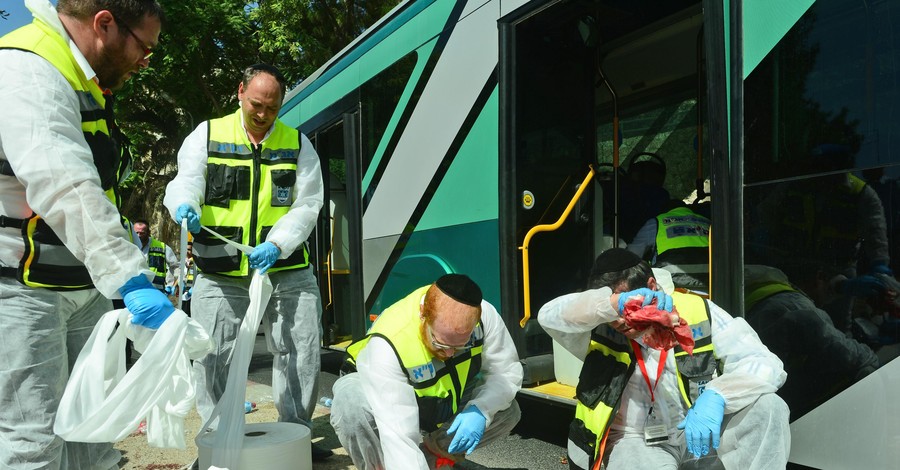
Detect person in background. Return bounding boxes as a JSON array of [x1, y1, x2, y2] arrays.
[[539, 248, 790, 470], [133, 218, 178, 294], [628, 200, 711, 292], [164, 63, 330, 461], [0, 0, 172, 468], [743, 264, 879, 419], [752, 143, 892, 332], [330, 274, 523, 469]]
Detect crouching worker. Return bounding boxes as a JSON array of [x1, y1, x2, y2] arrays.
[[538, 248, 790, 470], [331, 274, 523, 469]]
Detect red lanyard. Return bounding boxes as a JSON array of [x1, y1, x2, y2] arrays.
[[631, 340, 667, 403]]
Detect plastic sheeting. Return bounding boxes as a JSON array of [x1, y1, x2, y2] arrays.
[[200, 272, 274, 470], [54, 309, 213, 448]]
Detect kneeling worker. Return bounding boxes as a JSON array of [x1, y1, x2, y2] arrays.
[[331, 274, 523, 469], [539, 248, 790, 470]]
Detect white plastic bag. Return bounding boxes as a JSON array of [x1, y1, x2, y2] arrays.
[[200, 272, 274, 470], [54, 309, 213, 448]]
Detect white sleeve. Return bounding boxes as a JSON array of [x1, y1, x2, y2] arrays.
[[628, 219, 658, 259], [0, 51, 149, 298], [537, 288, 619, 360], [265, 133, 324, 256], [358, 337, 430, 470], [704, 300, 787, 413], [163, 123, 208, 219], [165, 245, 178, 285], [468, 302, 523, 427]]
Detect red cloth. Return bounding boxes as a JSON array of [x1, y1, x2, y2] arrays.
[[435, 457, 456, 468], [622, 298, 694, 354]]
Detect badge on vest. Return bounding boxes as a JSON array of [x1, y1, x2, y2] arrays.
[[409, 362, 436, 382], [273, 185, 292, 206]]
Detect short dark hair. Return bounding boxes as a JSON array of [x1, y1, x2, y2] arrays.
[[242, 63, 287, 99], [132, 218, 149, 226], [57, 0, 165, 30], [586, 260, 653, 291]]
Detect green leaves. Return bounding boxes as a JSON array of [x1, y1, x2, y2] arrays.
[[111, 0, 397, 243]]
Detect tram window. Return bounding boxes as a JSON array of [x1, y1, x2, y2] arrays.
[[745, 0, 900, 184], [742, 0, 900, 430], [359, 52, 417, 176]]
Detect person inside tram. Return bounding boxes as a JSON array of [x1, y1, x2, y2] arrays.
[[743, 264, 879, 419], [538, 248, 789, 470], [751, 143, 892, 333], [604, 152, 672, 243], [627, 198, 710, 293]]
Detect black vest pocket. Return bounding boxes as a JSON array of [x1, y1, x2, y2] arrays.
[[206, 164, 251, 207], [193, 225, 243, 274], [567, 419, 597, 470], [270, 169, 295, 207], [416, 395, 453, 433], [576, 349, 632, 409]]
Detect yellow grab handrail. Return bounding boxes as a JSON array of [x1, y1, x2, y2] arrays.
[[518, 166, 596, 327]]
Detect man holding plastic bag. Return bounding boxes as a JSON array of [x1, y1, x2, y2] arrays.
[[0, 0, 171, 468], [163, 63, 330, 460]]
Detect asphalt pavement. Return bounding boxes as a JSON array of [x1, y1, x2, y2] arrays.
[[246, 334, 574, 470]]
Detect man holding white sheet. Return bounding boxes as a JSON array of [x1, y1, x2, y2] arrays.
[[163, 63, 330, 460]]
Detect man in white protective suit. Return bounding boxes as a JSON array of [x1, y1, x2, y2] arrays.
[[0, 0, 172, 468], [164, 63, 331, 461], [330, 274, 523, 469], [538, 248, 791, 470]]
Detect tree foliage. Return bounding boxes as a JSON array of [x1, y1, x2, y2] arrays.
[[114, 0, 398, 245]]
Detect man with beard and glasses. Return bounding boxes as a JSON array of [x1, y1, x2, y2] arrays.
[[0, 0, 170, 468], [330, 274, 523, 469]]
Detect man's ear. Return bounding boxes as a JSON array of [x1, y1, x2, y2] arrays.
[[92, 10, 116, 39], [647, 277, 658, 291], [419, 303, 425, 321]]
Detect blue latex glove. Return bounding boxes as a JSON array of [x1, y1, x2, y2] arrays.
[[677, 389, 726, 458], [164, 285, 175, 296], [871, 263, 894, 276], [120, 275, 175, 329], [248, 241, 281, 274], [175, 204, 200, 233], [446, 405, 486, 455], [841, 275, 886, 297], [617, 287, 673, 315]]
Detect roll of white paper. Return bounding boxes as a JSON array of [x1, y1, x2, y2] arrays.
[[197, 422, 311, 470]]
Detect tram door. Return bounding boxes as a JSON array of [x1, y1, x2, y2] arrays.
[[309, 112, 365, 346]]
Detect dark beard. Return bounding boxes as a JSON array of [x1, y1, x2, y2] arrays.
[[94, 44, 127, 91]]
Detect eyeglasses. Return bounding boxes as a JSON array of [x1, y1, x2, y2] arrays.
[[118, 21, 153, 60], [426, 323, 474, 351]]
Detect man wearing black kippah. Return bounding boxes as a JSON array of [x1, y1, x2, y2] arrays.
[[538, 248, 790, 470], [330, 274, 523, 469]]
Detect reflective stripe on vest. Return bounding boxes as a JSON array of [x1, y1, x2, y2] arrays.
[[0, 20, 122, 290], [655, 207, 710, 281], [346, 286, 485, 432], [745, 282, 797, 312], [147, 238, 167, 289], [192, 109, 309, 276], [567, 291, 717, 469]]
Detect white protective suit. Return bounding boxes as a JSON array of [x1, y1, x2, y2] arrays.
[[538, 269, 791, 469], [330, 299, 523, 470], [0, 1, 151, 468], [163, 118, 325, 431]]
